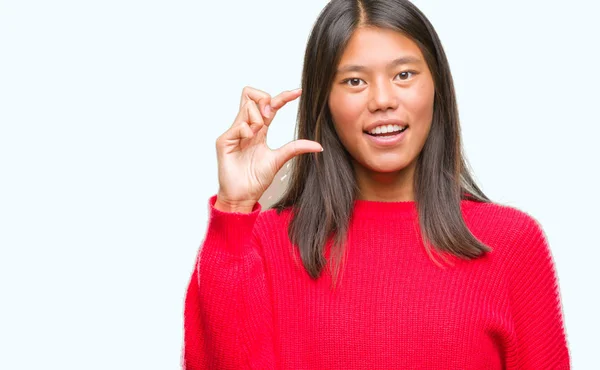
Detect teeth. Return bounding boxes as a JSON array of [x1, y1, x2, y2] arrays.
[[368, 124, 405, 135]]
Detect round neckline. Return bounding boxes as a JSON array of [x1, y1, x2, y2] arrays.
[[352, 198, 418, 219], [351, 198, 478, 219]]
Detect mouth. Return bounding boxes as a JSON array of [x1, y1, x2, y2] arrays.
[[363, 125, 408, 147], [364, 126, 408, 137]]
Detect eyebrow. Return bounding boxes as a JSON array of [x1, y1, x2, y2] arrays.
[[336, 56, 423, 74]]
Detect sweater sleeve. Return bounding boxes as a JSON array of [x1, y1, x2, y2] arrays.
[[183, 195, 276, 370], [506, 215, 571, 369]]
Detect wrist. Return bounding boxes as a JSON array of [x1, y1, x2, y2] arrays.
[[214, 196, 256, 214]]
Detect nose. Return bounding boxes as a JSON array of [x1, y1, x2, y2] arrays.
[[367, 79, 399, 113]]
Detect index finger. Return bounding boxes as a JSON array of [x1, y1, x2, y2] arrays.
[[240, 86, 272, 117], [269, 88, 302, 111]]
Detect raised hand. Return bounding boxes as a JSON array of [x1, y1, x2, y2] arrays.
[[214, 86, 323, 213]]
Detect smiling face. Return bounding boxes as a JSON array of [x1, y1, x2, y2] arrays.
[[328, 26, 435, 199]]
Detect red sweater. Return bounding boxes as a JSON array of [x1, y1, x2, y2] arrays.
[[183, 195, 570, 369]]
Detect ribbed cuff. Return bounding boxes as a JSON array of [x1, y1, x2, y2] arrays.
[[204, 195, 262, 256]]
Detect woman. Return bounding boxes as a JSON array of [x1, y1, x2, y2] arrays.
[[183, 0, 570, 368]]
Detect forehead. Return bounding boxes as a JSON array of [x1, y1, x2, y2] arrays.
[[338, 27, 424, 66]]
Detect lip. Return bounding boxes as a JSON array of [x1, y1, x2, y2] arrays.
[[364, 127, 408, 147], [363, 119, 408, 133]]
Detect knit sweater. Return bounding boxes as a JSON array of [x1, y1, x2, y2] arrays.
[[182, 195, 570, 369]]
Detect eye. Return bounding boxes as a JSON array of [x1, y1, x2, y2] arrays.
[[342, 78, 365, 87], [396, 71, 416, 81]]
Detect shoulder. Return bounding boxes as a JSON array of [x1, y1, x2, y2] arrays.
[[464, 202, 563, 301], [462, 200, 547, 255], [464, 200, 543, 232]]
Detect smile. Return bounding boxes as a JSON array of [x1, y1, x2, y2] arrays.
[[363, 127, 408, 147], [366, 125, 407, 136]]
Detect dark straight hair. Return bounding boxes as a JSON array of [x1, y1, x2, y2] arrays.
[[271, 0, 492, 287]]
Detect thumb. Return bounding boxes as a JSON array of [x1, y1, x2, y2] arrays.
[[273, 139, 323, 168]]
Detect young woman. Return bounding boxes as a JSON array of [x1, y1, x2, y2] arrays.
[[183, 0, 570, 368]]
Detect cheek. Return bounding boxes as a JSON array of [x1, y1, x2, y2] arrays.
[[329, 92, 364, 130], [406, 82, 435, 129]]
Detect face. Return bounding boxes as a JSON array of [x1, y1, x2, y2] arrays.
[[328, 26, 435, 178]]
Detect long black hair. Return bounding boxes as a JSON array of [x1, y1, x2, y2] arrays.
[[271, 0, 492, 287]]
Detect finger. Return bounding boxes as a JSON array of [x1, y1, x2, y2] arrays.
[[260, 88, 302, 128], [232, 99, 264, 132], [269, 88, 302, 111], [243, 100, 265, 134], [273, 139, 323, 169], [216, 122, 254, 151], [240, 86, 272, 117], [237, 122, 254, 140]]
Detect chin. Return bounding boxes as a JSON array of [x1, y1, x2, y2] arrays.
[[362, 157, 411, 174]]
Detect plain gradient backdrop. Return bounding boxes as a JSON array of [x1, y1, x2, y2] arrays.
[[1, 0, 598, 368]]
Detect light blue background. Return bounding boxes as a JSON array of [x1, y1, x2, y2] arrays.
[[1, 0, 598, 368]]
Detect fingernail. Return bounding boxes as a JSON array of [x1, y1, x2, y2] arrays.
[[320, 147, 324, 152], [263, 105, 271, 116]]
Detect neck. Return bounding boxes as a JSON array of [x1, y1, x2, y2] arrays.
[[353, 160, 416, 202]]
